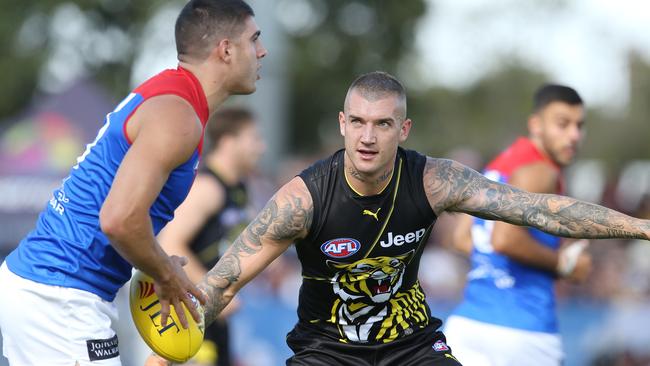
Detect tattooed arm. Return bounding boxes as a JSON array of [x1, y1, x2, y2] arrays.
[[423, 158, 650, 241], [196, 177, 312, 326]]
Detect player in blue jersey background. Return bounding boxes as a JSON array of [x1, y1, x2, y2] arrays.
[[445, 84, 593, 365], [0, 1, 266, 365]]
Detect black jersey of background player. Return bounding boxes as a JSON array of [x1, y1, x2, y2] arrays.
[[189, 168, 249, 366], [190, 168, 250, 269], [295, 147, 439, 344]]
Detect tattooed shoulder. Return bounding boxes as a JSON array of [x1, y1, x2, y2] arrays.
[[264, 177, 314, 242], [422, 157, 486, 214]]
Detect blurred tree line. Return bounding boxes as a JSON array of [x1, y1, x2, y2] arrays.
[[1, 0, 648, 173], [0, 0, 169, 119]]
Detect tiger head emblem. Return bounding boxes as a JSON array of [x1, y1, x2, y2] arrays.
[[327, 251, 414, 304]]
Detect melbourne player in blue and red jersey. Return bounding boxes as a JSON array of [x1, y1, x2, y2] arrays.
[[445, 85, 591, 366], [0, 1, 266, 365]]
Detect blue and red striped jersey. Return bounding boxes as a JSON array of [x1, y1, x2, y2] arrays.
[[6, 67, 208, 301]]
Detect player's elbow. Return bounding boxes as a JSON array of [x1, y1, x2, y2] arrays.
[[99, 204, 134, 242], [99, 207, 124, 240]]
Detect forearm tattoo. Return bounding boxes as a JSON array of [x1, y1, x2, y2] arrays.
[[424, 158, 650, 240], [424, 159, 479, 214], [198, 191, 313, 325]]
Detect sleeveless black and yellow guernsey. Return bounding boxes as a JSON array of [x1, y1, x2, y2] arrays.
[[293, 147, 441, 346]]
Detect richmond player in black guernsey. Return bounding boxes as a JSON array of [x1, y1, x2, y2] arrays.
[[147, 72, 650, 366]]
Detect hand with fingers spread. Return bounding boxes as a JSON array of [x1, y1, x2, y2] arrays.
[[153, 255, 208, 328]]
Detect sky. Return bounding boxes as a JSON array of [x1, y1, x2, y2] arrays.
[[414, 0, 650, 110]]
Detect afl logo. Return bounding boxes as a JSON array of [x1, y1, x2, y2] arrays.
[[320, 238, 361, 258]]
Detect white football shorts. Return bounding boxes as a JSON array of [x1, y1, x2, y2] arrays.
[[0, 262, 122, 365], [444, 315, 564, 366]]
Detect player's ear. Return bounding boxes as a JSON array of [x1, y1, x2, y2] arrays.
[[528, 113, 542, 138], [213, 38, 232, 63], [398, 118, 412, 143], [339, 111, 346, 137]]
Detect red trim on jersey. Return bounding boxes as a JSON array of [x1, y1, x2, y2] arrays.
[[178, 66, 209, 155], [486, 137, 565, 193], [124, 66, 210, 148], [177, 66, 209, 124]]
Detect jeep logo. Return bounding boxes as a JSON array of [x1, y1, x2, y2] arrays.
[[379, 228, 426, 248]]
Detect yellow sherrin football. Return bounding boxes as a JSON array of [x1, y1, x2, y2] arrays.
[[129, 270, 205, 363]]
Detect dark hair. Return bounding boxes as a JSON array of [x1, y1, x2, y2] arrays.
[[207, 107, 256, 150], [175, 0, 254, 61], [533, 84, 583, 112], [347, 71, 406, 102]]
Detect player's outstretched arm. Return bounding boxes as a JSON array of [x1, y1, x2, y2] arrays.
[[486, 162, 566, 272], [423, 158, 650, 241], [197, 176, 313, 326]]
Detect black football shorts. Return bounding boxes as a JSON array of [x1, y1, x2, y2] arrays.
[[286, 323, 463, 366]]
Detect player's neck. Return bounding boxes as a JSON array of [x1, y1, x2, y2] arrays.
[[205, 150, 241, 186], [528, 135, 562, 169], [179, 62, 230, 115], [343, 156, 394, 196]]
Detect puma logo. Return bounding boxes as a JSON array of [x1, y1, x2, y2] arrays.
[[362, 208, 380, 221]]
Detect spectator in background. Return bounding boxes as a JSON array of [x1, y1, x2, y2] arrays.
[[445, 84, 593, 366], [158, 107, 265, 366]]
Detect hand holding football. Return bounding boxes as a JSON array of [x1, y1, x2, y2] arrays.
[[129, 270, 205, 363]]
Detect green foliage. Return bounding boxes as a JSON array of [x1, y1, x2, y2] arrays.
[[2, 0, 648, 171], [580, 53, 650, 169], [285, 0, 427, 152], [0, 2, 49, 119], [0, 0, 167, 120], [407, 63, 547, 158]]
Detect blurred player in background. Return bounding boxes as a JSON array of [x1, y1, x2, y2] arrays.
[[148, 72, 650, 366], [445, 84, 592, 366], [158, 107, 265, 366], [0, 1, 266, 365]]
